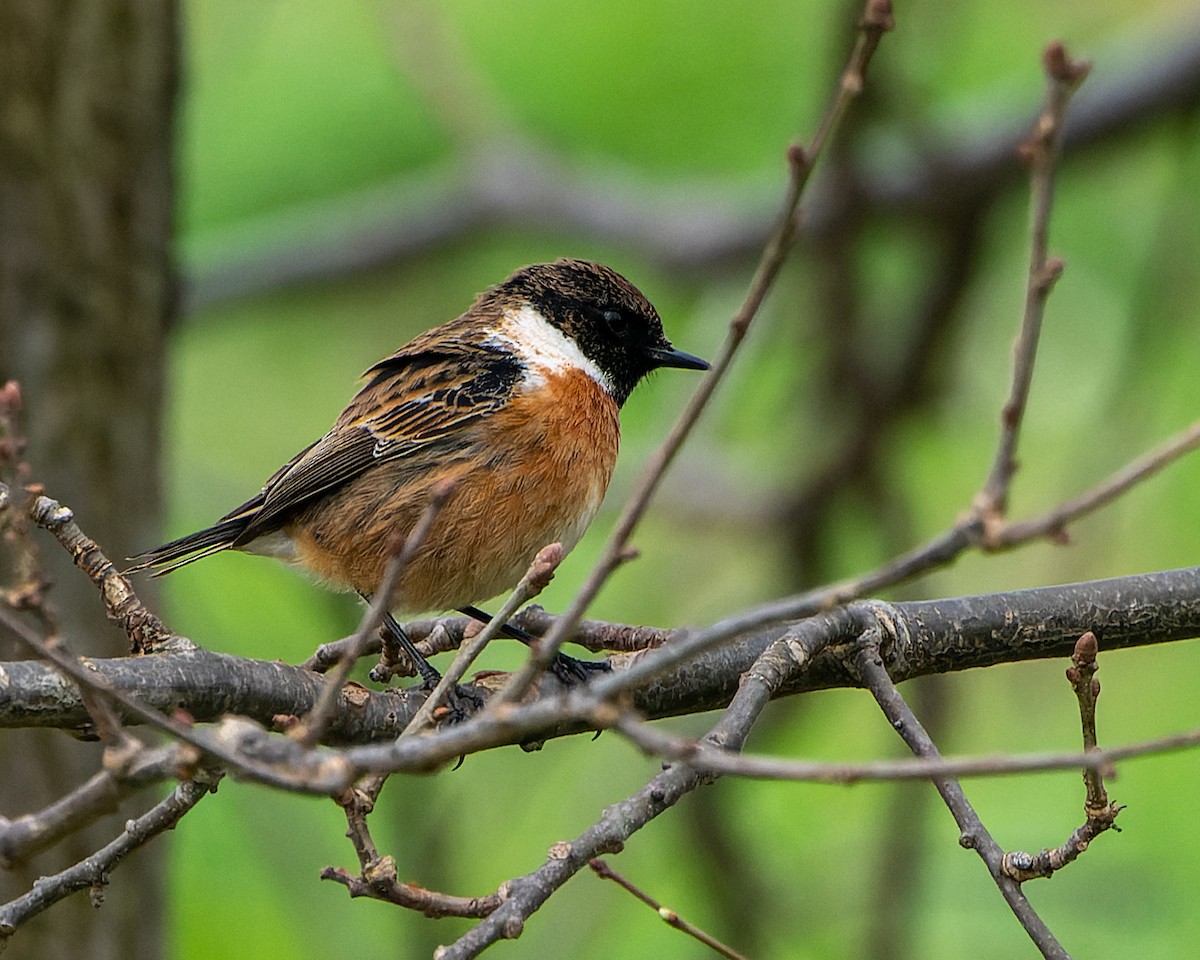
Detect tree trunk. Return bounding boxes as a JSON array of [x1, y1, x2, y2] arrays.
[[0, 2, 176, 958]]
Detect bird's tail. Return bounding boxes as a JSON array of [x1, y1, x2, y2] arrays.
[[126, 516, 251, 576]]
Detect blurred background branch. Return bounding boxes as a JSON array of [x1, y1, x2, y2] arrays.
[[184, 25, 1200, 311]]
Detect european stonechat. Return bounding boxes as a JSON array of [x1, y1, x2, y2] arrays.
[[129, 259, 709, 683]]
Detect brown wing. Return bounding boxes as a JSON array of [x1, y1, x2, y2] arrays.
[[232, 335, 524, 544]]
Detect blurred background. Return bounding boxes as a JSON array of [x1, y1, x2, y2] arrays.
[[4, 0, 1200, 957]]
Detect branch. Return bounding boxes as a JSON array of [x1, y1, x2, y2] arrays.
[[852, 640, 1068, 960], [977, 42, 1090, 521], [1001, 632, 1123, 882], [5, 567, 1200, 765], [0, 776, 217, 947], [497, 0, 895, 698], [588, 859, 747, 960], [0, 743, 188, 867], [985, 418, 1200, 547], [417, 541, 562, 723], [27, 495, 185, 655], [182, 28, 1200, 309], [321, 858, 502, 918], [432, 602, 844, 959]]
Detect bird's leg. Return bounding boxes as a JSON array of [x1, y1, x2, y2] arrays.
[[457, 605, 611, 684], [357, 592, 442, 686], [368, 606, 489, 727]]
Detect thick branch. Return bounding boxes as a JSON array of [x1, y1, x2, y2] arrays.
[[3, 567, 1199, 754], [0, 645, 421, 743]]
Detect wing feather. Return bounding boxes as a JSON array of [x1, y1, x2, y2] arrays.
[[232, 340, 523, 543]]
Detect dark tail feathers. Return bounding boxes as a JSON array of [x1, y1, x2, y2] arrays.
[[126, 517, 251, 576]]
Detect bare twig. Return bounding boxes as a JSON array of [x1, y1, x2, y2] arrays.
[[27, 495, 185, 655], [385, 608, 670, 664], [321, 770, 503, 918], [588, 858, 747, 960], [1002, 632, 1123, 882], [985, 418, 1200, 547], [413, 542, 562, 727], [1068, 631, 1109, 807], [496, 0, 895, 701], [612, 698, 1200, 785], [0, 383, 47, 625], [852, 639, 1068, 960], [300, 632, 382, 673], [321, 857, 502, 918], [432, 612, 845, 958], [295, 480, 454, 747], [976, 42, 1091, 523], [0, 775, 217, 947], [0, 743, 191, 867]]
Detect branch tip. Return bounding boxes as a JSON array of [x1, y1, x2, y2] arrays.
[[1072, 630, 1098, 667], [31, 496, 73, 527], [786, 142, 809, 174], [1042, 41, 1092, 87], [0, 380, 21, 415], [862, 0, 895, 31], [1035, 257, 1065, 292]]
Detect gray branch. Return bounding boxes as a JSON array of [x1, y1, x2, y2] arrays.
[[2, 566, 1198, 748]]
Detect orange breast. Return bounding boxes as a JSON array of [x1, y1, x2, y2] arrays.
[[283, 367, 620, 613]]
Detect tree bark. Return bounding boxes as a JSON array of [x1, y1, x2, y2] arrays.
[[0, 2, 176, 958]]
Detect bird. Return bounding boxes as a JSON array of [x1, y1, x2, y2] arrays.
[[128, 259, 709, 684]]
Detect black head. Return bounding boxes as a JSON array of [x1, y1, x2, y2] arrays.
[[485, 259, 709, 405]]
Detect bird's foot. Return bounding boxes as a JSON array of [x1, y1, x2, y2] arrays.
[[549, 652, 612, 686]]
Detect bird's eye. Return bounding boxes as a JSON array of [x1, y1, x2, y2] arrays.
[[601, 309, 628, 337]]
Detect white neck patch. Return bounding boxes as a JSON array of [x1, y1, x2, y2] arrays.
[[491, 303, 614, 395]]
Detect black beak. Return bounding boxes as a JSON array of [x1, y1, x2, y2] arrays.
[[648, 345, 710, 371]]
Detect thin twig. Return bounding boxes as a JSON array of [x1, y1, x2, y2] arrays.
[[986, 418, 1200, 547], [432, 614, 846, 958], [494, 0, 895, 701], [321, 856, 501, 918], [295, 480, 454, 747], [976, 42, 1091, 523], [1002, 631, 1123, 882], [611, 701, 1200, 785], [300, 632, 382, 673], [852, 638, 1068, 960], [411, 542, 563, 728], [28, 496, 185, 655], [589, 858, 747, 960], [0, 776, 217, 946], [1068, 631, 1108, 807], [0, 743, 190, 867], [322, 771, 501, 918], [0, 383, 46, 623]]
